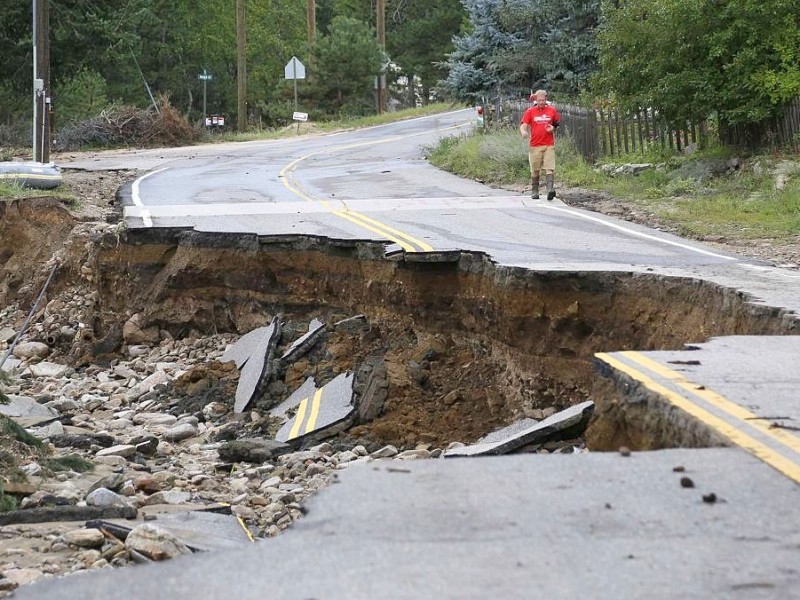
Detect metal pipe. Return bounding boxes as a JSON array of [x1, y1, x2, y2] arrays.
[[0, 263, 59, 372]]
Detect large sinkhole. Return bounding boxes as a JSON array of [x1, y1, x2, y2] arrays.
[[1, 199, 798, 455], [4, 221, 793, 455]]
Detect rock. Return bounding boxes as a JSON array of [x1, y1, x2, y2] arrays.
[[31, 420, 65, 439], [122, 314, 160, 345], [125, 371, 171, 402], [218, 439, 291, 463], [370, 445, 398, 459], [64, 528, 106, 548], [395, 449, 431, 460], [163, 423, 199, 442], [95, 444, 137, 458], [0, 326, 16, 343], [130, 435, 159, 456], [1, 567, 44, 587], [124, 523, 192, 561], [0, 395, 58, 418], [12, 341, 50, 360], [141, 490, 192, 506], [132, 412, 177, 426], [85, 488, 135, 508], [29, 361, 69, 378], [88, 473, 127, 495]]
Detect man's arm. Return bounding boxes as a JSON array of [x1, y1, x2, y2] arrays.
[[520, 122, 529, 137]]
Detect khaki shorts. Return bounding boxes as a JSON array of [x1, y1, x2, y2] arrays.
[[528, 145, 555, 173]]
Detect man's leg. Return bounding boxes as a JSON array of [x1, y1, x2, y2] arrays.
[[529, 147, 545, 199], [543, 146, 556, 200]]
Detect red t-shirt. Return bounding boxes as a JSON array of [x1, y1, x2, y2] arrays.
[[521, 104, 561, 147]]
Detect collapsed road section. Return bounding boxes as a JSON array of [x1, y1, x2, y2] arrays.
[[2, 200, 800, 590], [2, 213, 797, 452]]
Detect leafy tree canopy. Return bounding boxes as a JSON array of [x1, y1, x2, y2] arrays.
[[595, 0, 800, 125]]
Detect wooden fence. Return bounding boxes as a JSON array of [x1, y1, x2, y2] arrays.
[[507, 101, 703, 163], [720, 97, 800, 151], [503, 98, 800, 162]]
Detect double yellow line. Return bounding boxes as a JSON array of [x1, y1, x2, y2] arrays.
[[279, 128, 472, 253], [287, 388, 324, 440], [596, 351, 800, 483]]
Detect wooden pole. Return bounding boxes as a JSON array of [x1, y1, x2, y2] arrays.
[[307, 0, 316, 45], [236, 0, 247, 132], [376, 0, 385, 114], [33, 0, 51, 162]]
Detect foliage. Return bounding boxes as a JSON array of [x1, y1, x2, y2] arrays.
[[0, 370, 10, 405], [387, 0, 465, 105], [44, 454, 95, 473], [439, 0, 521, 103], [0, 481, 17, 513], [440, 0, 600, 103], [495, 0, 600, 98], [595, 0, 800, 126], [427, 128, 530, 184], [0, 414, 42, 448], [310, 16, 385, 115], [55, 69, 109, 125]]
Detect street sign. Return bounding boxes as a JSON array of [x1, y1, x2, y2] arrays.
[[284, 57, 306, 80], [198, 70, 213, 81], [293, 112, 308, 122]]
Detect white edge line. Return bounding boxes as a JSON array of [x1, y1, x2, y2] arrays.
[[540, 203, 737, 260], [131, 167, 168, 227]]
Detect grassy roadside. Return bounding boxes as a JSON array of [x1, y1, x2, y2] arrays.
[[427, 128, 800, 244]]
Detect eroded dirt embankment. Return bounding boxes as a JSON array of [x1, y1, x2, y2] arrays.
[[2, 201, 798, 450]]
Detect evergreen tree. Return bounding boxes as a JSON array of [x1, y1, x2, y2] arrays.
[[310, 16, 385, 115]]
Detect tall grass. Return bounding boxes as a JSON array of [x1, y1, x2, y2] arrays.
[[429, 127, 800, 239]]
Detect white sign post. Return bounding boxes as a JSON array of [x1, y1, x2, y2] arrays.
[[284, 56, 306, 115]]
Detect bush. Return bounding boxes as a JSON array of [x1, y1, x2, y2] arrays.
[[55, 95, 197, 151]]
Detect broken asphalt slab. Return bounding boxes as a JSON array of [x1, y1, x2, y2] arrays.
[[444, 401, 594, 457], [222, 318, 281, 413], [95, 510, 254, 552], [273, 372, 355, 443], [280, 318, 325, 362]]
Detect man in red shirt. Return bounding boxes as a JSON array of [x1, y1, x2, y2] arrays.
[[520, 89, 561, 200]]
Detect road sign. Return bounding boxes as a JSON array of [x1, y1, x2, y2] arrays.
[[284, 57, 306, 80], [198, 70, 213, 81], [293, 112, 308, 122]]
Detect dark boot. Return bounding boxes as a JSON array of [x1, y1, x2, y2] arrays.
[[531, 175, 540, 199], [546, 174, 556, 200]]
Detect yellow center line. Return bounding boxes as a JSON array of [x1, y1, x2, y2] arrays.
[[620, 351, 800, 454], [287, 397, 309, 440], [595, 352, 800, 484], [279, 123, 467, 252], [235, 515, 256, 542], [304, 389, 324, 434], [333, 210, 434, 252]]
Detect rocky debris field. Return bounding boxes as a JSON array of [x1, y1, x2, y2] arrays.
[[0, 305, 587, 594]]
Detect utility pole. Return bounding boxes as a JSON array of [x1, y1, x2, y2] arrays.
[[32, 0, 51, 163], [306, 0, 316, 46], [236, 0, 247, 132], [376, 0, 385, 115]]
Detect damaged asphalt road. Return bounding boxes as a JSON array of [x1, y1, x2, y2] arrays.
[[4, 110, 800, 598]]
